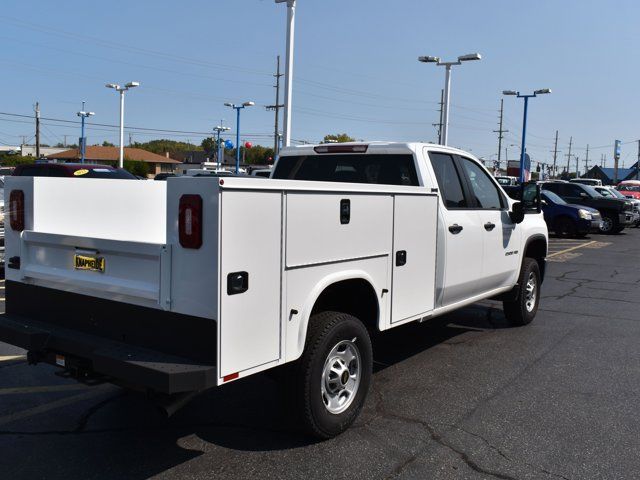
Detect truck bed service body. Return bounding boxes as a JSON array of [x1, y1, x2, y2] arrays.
[[0, 142, 547, 438]]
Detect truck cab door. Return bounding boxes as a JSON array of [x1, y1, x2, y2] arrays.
[[457, 156, 521, 292], [428, 152, 484, 306]]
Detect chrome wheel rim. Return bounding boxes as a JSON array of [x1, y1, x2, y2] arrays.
[[321, 339, 361, 415], [525, 272, 537, 313], [601, 217, 612, 232]]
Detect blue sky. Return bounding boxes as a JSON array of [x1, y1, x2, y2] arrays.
[[0, 0, 638, 168]]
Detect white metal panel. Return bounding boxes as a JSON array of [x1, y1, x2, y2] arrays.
[[18, 231, 165, 309], [219, 190, 282, 378], [286, 193, 393, 268], [391, 195, 438, 323], [166, 177, 220, 319], [31, 177, 166, 244], [284, 256, 389, 362]]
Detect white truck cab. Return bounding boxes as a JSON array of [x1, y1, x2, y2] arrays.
[[0, 142, 547, 438]]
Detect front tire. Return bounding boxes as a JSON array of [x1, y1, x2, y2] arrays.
[[503, 258, 541, 326], [599, 212, 619, 234], [293, 311, 372, 439]]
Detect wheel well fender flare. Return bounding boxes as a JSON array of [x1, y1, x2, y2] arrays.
[[295, 270, 381, 360]]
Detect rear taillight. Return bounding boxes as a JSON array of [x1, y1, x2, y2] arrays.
[[9, 190, 24, 232], [179, 194, 202, 249]]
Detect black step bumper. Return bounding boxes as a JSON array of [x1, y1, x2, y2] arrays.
[[0, 314, 217, 394]]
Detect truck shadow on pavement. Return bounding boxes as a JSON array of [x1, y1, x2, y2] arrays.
[[3, 304, 514, 479]]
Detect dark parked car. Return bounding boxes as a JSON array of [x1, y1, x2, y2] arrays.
[[541, 181, 634, 234], [13, 163, 138, 179], [503, 186, 602, 237]]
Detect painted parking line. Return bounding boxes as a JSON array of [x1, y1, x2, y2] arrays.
[[0, 384, 89, 395], [548, 240, 596, 258]]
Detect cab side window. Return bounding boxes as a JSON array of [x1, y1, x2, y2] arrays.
[[428, 152, 468, 209], [459, 157, 503, 209]]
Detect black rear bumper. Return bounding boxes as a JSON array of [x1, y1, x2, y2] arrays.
[[1, 281, 218, 394], [0, 313, 216, 394]]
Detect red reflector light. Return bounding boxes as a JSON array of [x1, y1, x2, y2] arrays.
[[314, 144, 369, 154], [179, 194, 203, 249], [9, 190, 24, 232], [223, 372, 239, 382]]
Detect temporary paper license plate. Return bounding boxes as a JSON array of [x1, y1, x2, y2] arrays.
[[74, 254, 105, 273]]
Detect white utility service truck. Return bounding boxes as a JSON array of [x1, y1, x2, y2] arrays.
[[0, 142, 547, 438]]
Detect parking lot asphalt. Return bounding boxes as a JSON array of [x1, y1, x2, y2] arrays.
[[1, 229, 639, 480]]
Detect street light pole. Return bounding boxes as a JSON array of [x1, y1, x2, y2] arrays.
[[275, 0, 296, 148], [418, 53, 481, 146], [225, 101, 254, 174], [213, 122, 230, 166], [76, 101, 95, 164], [503, 89, 551, 183], [106, 81, 139, 168]]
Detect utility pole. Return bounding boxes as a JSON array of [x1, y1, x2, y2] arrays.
[[636, 140, 640, 180], [63, 135, 68, 147], [551, 130, 559, 179], [432, 89, 444, 144], [493, 98, 508, 167], [584, 144, 589, 175], [575, 155, 579, 178], [129, 133, 133, 146], [21, 135, 27, 146], [565, 136, 572, 176], [35, 102, 41, 158], [265, 55, 284, 157]]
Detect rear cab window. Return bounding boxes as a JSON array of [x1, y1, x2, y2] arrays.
[[272, 154, 419, 186]]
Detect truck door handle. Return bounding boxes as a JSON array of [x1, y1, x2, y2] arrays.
[[484, 222, 496, 231], [448, 224, 463, 234], [340, 199, 350, 224]]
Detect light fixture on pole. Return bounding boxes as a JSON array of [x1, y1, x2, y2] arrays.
[[224, 101, 255, 174], [213, 122, 231, 166], [503, 88, 551, 183], [105, 81, 140, 168], [275, 0, 296, 148], [76, 101, 95, 164], [418, 53, 481, 146]]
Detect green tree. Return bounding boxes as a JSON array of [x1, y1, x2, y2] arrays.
[[322, 133, 355, 143], [123, 159, 150, 177], [102, 141, 115, 147], [133, 139, 200, 156], [0, 154, 35, 167]]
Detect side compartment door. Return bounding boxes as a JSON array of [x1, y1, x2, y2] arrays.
[[428, 152, 484, 306], [457, 156, 521, 291], [391, 194, 438, 323], [219, 190, 283, 379]]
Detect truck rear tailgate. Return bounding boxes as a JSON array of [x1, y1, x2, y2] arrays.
[[17, 230, 171, 308]]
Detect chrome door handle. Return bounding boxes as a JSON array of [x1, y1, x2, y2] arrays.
[[448, 224, 463, 234], [484, 222, 496, 231]]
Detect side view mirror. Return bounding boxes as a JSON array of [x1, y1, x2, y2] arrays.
[[521, 181, 542, 213], [580, 192, 588, 198], [509, 201, 525, 224]]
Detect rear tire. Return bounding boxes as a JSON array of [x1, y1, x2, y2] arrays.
[[503, 258, 540, 326], [292, 311, 372, 439]]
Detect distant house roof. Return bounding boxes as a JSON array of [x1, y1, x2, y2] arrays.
[[47, 146, 180, 164]]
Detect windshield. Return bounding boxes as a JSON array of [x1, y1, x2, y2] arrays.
[[581, 185, 601, 197], [273, 154, 419, 186], [542, 190, 566, 205]]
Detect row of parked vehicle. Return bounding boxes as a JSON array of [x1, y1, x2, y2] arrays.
[[504, 179, 640, 237]]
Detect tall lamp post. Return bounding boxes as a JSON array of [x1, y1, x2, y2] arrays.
[[76, 101, 95, 164], [213, 122, 230, 166], [418, 53, 481, 146], [224, 101, 255, 173], [503, 89, 551, 183], [275, 0, 295, 148], [105, 81, 140, 168]]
